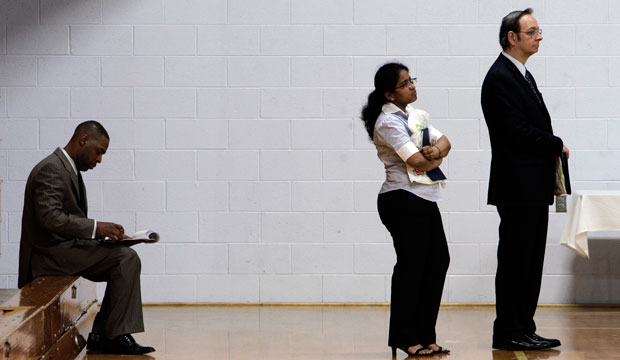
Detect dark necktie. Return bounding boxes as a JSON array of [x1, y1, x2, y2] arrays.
[[525, 70, 542, 104], [77, 172, 87, 215], [422, 128, 446, 181]]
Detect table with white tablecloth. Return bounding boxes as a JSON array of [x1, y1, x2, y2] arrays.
[[560, 190, 620, 258]]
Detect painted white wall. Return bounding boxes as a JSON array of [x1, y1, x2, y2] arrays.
[[1, 0, 619, 303]]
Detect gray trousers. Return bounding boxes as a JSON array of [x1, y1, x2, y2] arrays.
[[33, 240, 144, 338]]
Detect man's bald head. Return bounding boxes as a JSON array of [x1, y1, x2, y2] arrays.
[[66, 121, 110, 172], [70, 120, 109, 142]]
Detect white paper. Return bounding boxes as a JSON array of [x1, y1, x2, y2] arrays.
[[131, 229, 160, 242]]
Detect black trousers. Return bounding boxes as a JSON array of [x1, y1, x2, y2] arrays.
[[378, 190, 450, 347], [493, 205, 548, 339]]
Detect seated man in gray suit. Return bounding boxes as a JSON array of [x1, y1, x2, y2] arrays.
[[18, 120, 155, 355]]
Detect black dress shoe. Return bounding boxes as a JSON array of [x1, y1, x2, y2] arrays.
[[523, 333, 552, 347], [104, 334, 155, 355], [528, 333, 561, 348], [492, 334, 551, 351], [86, 332, 105, 352]]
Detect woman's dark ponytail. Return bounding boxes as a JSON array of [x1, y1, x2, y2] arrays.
[[361, 90, 386, 140], [360, 62, 408, 140]]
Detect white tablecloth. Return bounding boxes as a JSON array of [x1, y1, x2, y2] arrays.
[[560, 190, 620, 258]]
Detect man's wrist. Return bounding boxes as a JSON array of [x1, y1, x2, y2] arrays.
[[434, 145, 441, 159]]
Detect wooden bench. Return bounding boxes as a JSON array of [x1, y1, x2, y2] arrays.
[[0, 276, 97, 360]]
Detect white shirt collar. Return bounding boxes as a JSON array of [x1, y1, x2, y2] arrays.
[[59, 147, 78, 176], [501, 51, 527, 77], [382, 102, 409, 115]]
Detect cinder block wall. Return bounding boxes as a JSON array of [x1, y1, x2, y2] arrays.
[[1, 0, 619, 303]]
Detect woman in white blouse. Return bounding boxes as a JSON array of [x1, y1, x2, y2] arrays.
[[361, 62, 451, 357]]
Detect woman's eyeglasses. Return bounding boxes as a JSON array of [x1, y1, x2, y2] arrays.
[[395, 77, 417, 89]]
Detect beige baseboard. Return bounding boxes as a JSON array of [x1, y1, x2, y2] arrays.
[[140, 302, 620, 308]]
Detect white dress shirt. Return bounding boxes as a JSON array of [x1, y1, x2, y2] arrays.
[[373, 103, 443, 202], [501, 51, 527, 78]]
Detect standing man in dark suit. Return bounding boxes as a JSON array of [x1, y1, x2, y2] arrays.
[[481, 9, 569, 351], [18, 121, 155, 355]]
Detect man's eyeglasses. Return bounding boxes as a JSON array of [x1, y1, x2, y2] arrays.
[[395, 77, 417, 89], [519, 28, 542, 37]]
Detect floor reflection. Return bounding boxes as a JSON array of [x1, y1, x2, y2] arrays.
[[80, 306, 620, 360]]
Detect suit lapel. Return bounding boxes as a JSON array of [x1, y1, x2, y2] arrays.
[[53, 148, 81, 205], [497, 55, 551, 125], [498, 55, 541, 106], [525, 70, 552, 127]]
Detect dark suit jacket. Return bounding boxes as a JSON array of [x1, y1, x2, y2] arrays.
[[18, 148, 95, 288], [481, 54, 563, 206]]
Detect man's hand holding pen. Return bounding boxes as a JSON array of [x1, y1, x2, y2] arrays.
[[96, 222, 132, 242]]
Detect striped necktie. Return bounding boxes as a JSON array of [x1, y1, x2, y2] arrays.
[[525, 70, 542, 104]]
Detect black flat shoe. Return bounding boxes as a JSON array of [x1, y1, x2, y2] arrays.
[[391, 345, 433, 357], [527, 333, 561, 348], [104, 334, 156, 355]]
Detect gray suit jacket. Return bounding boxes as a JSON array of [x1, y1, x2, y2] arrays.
[[18, 148, 95, 288]]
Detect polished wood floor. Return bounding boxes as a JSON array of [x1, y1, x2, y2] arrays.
[[0, 289, 17, 304], [80, 305, 620, 360]]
